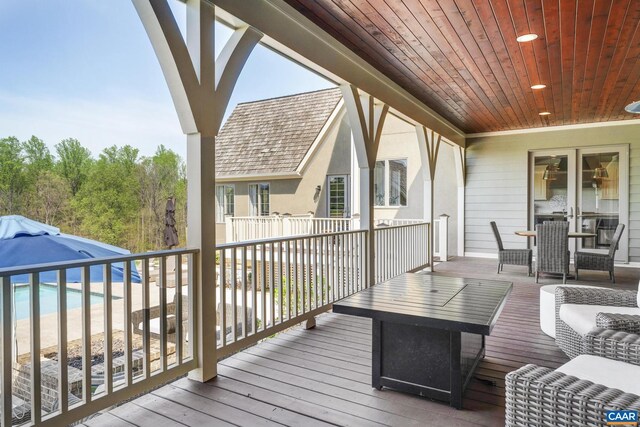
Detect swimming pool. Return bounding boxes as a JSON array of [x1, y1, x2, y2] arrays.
[[13, 284, 105, 320]]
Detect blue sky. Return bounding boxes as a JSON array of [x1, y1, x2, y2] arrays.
[[0, 1, 334, 158]]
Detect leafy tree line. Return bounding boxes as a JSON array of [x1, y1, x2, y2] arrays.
[[0, 136, 186, 252]]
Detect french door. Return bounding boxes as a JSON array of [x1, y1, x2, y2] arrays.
[[529, 145, 629, 262]]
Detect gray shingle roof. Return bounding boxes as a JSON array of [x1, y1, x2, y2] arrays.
[[215, 88, 342, 177]]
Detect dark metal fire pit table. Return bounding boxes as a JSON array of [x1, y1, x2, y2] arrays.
[[333, 273, 512, 409]]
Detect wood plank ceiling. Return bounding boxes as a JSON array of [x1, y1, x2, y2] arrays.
[[284, 0, 640, 134]]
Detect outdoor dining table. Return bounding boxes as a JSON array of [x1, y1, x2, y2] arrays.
[[515, 230, 596, 238]]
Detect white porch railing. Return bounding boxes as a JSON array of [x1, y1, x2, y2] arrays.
[[228, 216, 447, 260], [214, 229, 367, 359], [0, 222, 433, 426], [374, 222, 431, 284], [0, 249, 198, 427]]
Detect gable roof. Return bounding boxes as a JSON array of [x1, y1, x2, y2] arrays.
[[215, 87, 342, 178]]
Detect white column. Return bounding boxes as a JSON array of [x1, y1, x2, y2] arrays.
[[416, 126, 441, 271], [453, 146, 466, 257], [341, 85, 388, 288], [186, 133, 217, 381], [134, 0, 261, 382]]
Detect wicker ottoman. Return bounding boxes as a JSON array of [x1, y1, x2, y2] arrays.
[[539, 284, 606, 338]]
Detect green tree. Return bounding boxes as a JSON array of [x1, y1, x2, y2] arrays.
[[139, 145, 183, 248], [75, 145, 141, 249], [31, 171, 69, 225], [0, 137, 26, 214], [23, 136, 54, 181], [55, 138, 92, 196]]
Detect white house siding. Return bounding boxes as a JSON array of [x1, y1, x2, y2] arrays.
[[465, 122, 640, 262]]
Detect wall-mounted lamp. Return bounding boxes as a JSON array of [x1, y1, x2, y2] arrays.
[[313, 185, 321, 203], [543, 163, 558, 181]]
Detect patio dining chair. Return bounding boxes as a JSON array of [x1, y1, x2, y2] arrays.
[[490, 221, 532, 276], [575, 223, 625, 283], [535, 221, 569, 284]]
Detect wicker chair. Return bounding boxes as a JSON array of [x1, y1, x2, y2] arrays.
[[555, 286, 640, 359], [575, 223, 625, 283], [131, 293, 188, 344], [490, 221, 532, 276], [535, 221, 569, 284], [506, 328, 640, 427]]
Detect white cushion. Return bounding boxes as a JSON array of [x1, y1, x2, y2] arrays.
[[138, 316, 176, 335], [557, 355, 640, 396], [559, 304, 640, 336]]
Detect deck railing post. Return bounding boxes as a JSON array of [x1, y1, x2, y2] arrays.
[[439, 214, 449, 262]]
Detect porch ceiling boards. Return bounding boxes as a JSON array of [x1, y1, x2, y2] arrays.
[[284, 0, 640, 133], [83, 260, 638, 426]]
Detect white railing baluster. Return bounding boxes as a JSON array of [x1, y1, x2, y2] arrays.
[[277, 243, 283, 323], [57, 269, 69, 413], [1, 276, 13, 427], [269, 243, 275, 329], [231, 248, 237, 342], [241, 248, 248, 339], [123, 260, 132, 387], [260, 244, 266, 332], [285, 242, 291, 321], [142, 258, 151, 379], [188, 252, 196, 360], [104, 263, 113, 395], [251, 245, 257, 336], [158, 257, 167, 373], [81, 265, 91, 404], [175, 254, 183, 365], [220, 249, 227, 348], [30, 272, 42, 423]]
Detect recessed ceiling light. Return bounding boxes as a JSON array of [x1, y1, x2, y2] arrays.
[[625, 100, 640, 114], [531, 84, 546, 90], [517, 33, 538, 42], [539, 111, 551, 116]]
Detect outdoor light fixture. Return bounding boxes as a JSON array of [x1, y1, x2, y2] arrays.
[[593, 154, 609, 180], [531, 84, 546, 90], [625, 100, 640, 114], [516, 33, 538, 42], [543, 162, 558, 181], [593, 165, 609, 179]]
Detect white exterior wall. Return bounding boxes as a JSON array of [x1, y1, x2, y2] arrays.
[[465, 122, 640, 262], [350, 114, 460, 255]]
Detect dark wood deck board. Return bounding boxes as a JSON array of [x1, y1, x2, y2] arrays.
[[88, 257, 638, 427]]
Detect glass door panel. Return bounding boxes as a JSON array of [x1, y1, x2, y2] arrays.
[[529, 146, 628, 262], [577, 147, 628, 261], [529, 150, 576, 255]]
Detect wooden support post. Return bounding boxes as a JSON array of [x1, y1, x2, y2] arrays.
[[133, 0, 261, 382], [417, 126, 441, 271], [454, 146, 466, 257], [341, 85, 388, 288]]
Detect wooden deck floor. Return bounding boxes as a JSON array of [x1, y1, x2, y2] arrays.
[[83, 257, 639, 427]]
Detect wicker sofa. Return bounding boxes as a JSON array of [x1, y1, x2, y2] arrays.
[[555, 286, 640, 359], [506, 328, 640, 427]]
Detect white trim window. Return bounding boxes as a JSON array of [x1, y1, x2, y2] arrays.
[[249, 183, 270, 216], [215, 185, 235, 223], [374, 159, 407, 207]]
